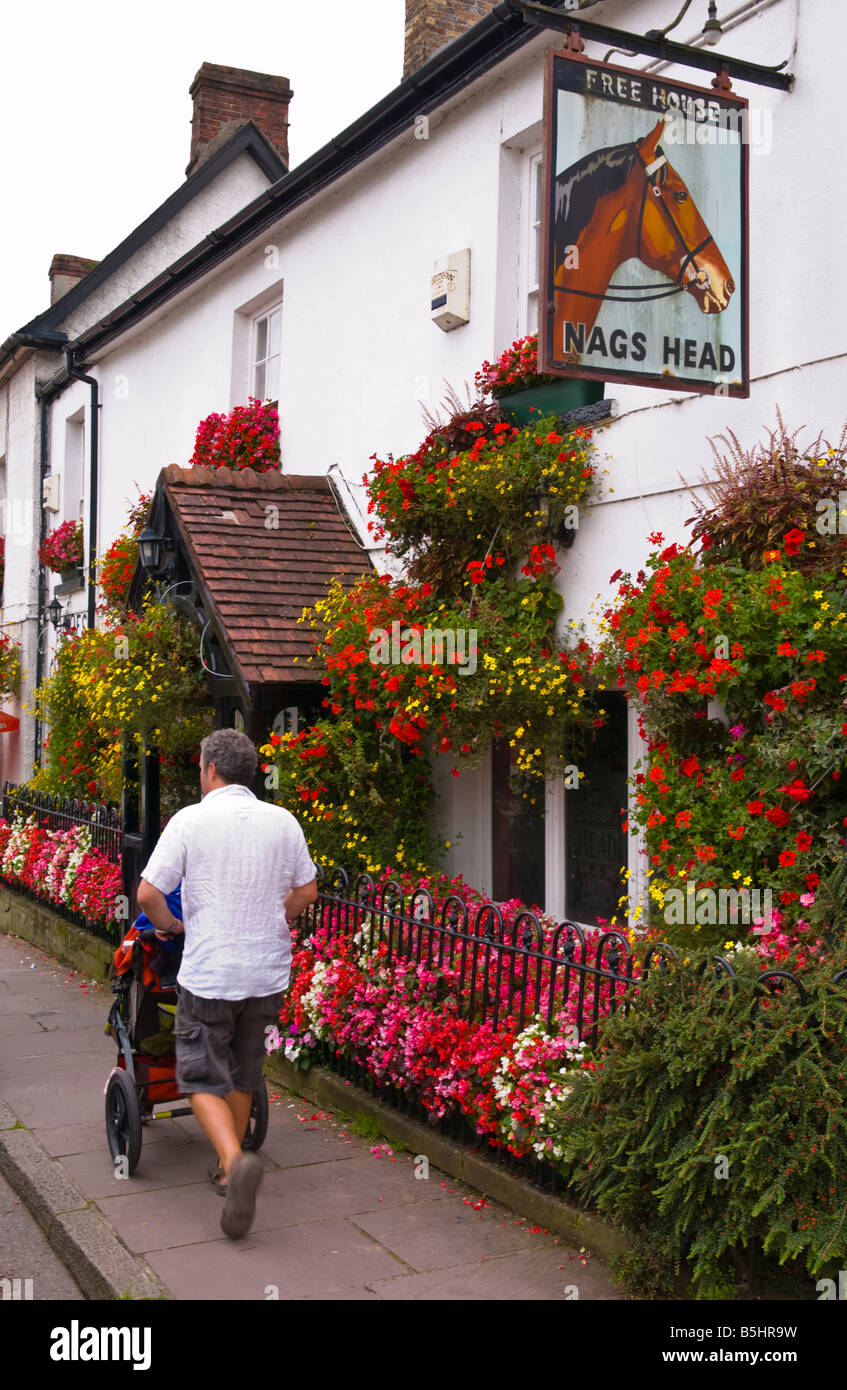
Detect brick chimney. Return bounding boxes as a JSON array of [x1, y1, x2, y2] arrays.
[[186, 63, 292, 177], [49, 254, 100, 305], [404, 0, 500, 78]]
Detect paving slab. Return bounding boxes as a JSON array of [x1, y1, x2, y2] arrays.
[[367, 1245, 626, 1300], [0, 1025, 109, 1062], [0, 1012, 47, 1038], [1, 1079, 106, 1128], [62, 1142, 276, 1201], [349, 1192, 546, 1271], [145, 1214, 410, 1300], [37, 1118, 192, 1159], [239, 1152, 449, 1226]]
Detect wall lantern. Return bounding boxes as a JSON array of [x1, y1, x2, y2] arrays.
[[47, 595, 63, 629], [138, 526, 164, 573]]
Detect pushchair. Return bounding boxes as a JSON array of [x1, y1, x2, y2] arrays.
[[104, 905, 268, 1175]]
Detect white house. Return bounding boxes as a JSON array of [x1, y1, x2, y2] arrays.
[[0, 0, 841, 927]]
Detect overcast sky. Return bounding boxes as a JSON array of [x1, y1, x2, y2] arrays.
[[1, 0, 405, 337]]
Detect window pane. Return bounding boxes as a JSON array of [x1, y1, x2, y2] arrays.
[[534, 158, 542, 223], [254, 361, 266, 401], [492, 740, 545, 909], [527, 289, 539, 336], [267, 308, 281, 358], [565, 693, 628, 927], [263, 354, 279, 402], [255, 316, 268, 362]]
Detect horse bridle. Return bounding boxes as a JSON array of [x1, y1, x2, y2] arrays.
[[555, 143, 715, 304]]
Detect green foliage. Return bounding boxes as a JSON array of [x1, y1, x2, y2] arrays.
[[554, 949, 847, 1297], [368, 412, 597, 593], [600, 524, 847, 948], [32, 601, 213, 815], [260, 716, 439, 876]]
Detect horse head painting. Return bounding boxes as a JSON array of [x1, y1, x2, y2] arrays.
[[552, 119, 735, 360]]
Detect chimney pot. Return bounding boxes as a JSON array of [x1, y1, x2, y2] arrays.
[[49, 254, 99, 305]]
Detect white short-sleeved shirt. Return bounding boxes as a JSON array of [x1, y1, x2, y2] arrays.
[[140, 783, 317, 1000]]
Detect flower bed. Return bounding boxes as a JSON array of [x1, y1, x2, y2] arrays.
[[0, 815, 123, 928], [267, 869, 651, 1158], [269, 914, 597, 1159]]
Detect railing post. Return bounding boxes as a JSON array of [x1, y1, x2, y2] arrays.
[[121, 739, 142, 924]]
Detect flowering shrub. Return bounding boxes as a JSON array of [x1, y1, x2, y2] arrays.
[[474, 333, 559, 399], [32, 600, 212, 814], [261, 717, 436, 877], [39, 520, 84, 573], [0, 815, 123, 928], [99, 490, 152, 612], [189, 397, 280, 472], [0, 631, 21, 701], [262, 365, 604, 870], [597, 422, 847, 952], [368, 413, 596, 587]]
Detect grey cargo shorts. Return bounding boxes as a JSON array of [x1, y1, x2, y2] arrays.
[[174, 986, 285, 1098]]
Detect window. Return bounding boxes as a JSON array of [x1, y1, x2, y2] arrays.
[[64, 410, 85, 524], [525, 152, 543, 335], [564, 693, 629, 928], [252, 305, 281, 404], [492, 739, 545, 908]]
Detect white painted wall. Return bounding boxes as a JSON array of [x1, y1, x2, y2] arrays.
[[25, 0, 841, 908]]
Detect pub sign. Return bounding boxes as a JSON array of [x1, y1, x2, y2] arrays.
[[540, 52, 749, 396]]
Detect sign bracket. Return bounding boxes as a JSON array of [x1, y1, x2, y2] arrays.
[[516, 3, 794, 92]]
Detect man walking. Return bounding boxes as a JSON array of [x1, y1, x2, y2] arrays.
[[136, 728, 317, 1238]]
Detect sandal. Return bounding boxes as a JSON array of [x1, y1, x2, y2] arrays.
[[208, 1162, 228, 1196], [221, 1151, 263, 1239]]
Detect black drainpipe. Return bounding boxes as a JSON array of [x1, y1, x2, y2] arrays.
[[34, 390, 50, 765], [64, 350, 99, 629], [34, 371, 69, 766]]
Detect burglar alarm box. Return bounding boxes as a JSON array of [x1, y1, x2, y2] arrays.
[[431, 249, 470, 331]]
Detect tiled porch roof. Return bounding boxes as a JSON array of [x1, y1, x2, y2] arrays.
[[161, 465, 371, 687]]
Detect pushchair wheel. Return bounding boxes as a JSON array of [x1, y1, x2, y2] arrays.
[[242, 1085, 268, 1152], [106, 1068, 142, 1175]]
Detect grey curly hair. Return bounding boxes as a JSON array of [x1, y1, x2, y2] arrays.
[[200, 728, 257, 786]]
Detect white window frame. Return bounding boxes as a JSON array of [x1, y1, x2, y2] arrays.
[[521, 149, 544, 337], [230, 280, 284, 410], [251, 303, 281, 405]]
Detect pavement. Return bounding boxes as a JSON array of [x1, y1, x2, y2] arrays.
[[0, 929, 623, 1301], [0, 1167, 84, 1300]]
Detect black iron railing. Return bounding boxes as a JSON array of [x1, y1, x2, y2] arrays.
[[295, 865, 838, 1194], [0, 781, 123, 941]]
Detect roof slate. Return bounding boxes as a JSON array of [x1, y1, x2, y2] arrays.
[[162, 465, 371, 687]]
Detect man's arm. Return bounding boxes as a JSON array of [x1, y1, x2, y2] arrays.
[[284, 878, 318, 923], [137, 879, 185, 940]]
